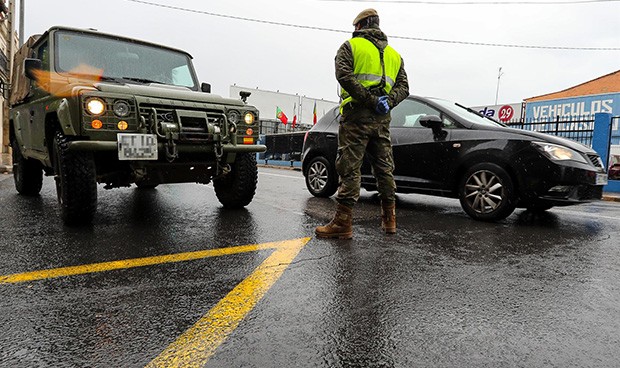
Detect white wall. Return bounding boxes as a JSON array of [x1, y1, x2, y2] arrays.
[[230, 85, 338, 125]]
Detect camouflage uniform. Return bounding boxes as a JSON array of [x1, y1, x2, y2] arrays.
[[335, 26, 410, 208]]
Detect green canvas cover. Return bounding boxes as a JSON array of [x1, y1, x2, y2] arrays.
[[10, 34, 40, 105]]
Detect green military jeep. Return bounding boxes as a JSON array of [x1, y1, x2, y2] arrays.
[[9, 27, 265, 225]]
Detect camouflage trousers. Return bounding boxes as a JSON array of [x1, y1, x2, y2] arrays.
[[336, 118, 396, 208]]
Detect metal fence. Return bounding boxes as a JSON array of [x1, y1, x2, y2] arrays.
[[258, 119, 312, 135], [260, 131, 306, 162], [508, 116, 595, 146]]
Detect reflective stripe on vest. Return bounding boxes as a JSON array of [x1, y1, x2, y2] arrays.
[[340, 37, 402, 110]]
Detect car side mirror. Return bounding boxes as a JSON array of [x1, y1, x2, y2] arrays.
[[420, 115, 447, 141], [201, 82, 211, 93], [419, 115, 442, 130], [24, 58, 42, 80]]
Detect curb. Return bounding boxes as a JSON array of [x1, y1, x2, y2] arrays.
[[0, 165, 12, 174], [603, 195, 620, 202]]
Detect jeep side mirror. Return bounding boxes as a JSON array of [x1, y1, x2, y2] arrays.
[[24, 58, 42, 80], [419, 115, 442, 130], [239, 91, 251, 103], [201, 82, 211, 93]]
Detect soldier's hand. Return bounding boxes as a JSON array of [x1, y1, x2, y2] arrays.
[[376, 96, 390, 115]]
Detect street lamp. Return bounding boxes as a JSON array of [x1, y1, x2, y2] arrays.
[[495, 67, 504, 105]]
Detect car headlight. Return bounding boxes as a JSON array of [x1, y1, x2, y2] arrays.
[[244, 112, 255, 125], [113, 100, 131, 117], [533, 142, 587, 164], [227, 110, 240, 124], [85, 97, 106, 116]]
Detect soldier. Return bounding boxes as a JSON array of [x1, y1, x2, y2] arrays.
[[315, 8, 409, 239]]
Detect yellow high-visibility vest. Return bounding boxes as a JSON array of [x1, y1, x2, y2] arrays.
[[340, 37, 402, 111]]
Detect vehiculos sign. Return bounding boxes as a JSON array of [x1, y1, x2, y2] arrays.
[[525, 93, 620, 121]]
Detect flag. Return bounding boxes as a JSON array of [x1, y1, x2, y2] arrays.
[[276, 106, 288, 125], [313, 101, 317, 125], [292, 103, 297, 129]]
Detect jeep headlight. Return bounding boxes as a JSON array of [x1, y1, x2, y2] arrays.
[[113, 100, 131, 117], [86, 97, 106, 116], [244, 112, 255, 125], [227, 110, 240, 124], [533, 142, 587, 164]]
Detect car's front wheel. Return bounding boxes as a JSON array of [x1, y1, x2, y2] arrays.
[[214, 153, 258, 208], [10, 135, 43, 196], [53, 131, 98, 225], [305, 156, 338, 198], [458, 162, 516, 221]]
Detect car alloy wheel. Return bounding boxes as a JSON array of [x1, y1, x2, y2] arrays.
[[464, 169, 504, 214], [458, 162, 516, 221], [308, 161, 329, 192], [305, 156, 338, 197]]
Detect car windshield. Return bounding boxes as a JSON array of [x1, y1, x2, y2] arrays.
[[427, 98, 504, 127], [54, 31, 198, 89]]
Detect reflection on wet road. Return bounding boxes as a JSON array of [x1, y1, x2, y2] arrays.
[[1, 167, 619, 367]]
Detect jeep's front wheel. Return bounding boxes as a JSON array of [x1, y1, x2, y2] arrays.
[[11, 135, 43, 196], [53, 131, 98, 225], [213, 153, 258, 208]]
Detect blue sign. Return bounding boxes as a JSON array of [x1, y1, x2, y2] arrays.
[[525, 93, 620, 145]]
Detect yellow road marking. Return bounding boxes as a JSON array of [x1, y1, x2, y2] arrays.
[[146, 237, 310, 368], [0, 237, 311, 366], [0, 238, 308, 284]]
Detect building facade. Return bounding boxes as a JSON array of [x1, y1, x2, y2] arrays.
[[524, 70, 620, 144]]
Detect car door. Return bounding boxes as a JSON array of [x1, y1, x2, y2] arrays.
[[389, 98, 459, 192]]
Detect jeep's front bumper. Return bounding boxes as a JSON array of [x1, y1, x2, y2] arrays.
[[66, 141, 266, 154]]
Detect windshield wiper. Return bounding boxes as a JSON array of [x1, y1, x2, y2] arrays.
[[120, 76, 163, 85], [455, 102, 507, 127], [99, 76, 124, 83]]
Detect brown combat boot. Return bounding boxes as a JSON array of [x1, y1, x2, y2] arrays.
[[315, 204, 353, 239], [381, 202, 396, 234]]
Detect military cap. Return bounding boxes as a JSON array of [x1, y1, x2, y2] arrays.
[[352, 8, 378, 26]]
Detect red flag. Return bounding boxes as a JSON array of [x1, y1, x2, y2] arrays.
[[276, 106, 288, 125], [292, 103, 297, 128], [313, 101, 317, 125]]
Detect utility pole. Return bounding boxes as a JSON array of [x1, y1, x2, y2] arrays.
[[1, 0, 15, 154], [494, 67, 504, 105], [18, 0, 22, 45]]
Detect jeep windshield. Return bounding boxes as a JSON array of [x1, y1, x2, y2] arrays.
[[54, 30, 198, 90]]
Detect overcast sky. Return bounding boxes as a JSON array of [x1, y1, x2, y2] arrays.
[[20, 0, 620, 107]]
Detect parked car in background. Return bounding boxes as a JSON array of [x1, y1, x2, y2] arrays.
[[302, 96, 608, 221]]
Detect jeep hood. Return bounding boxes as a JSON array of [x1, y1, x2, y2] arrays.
[[94, 82, 246, 107]]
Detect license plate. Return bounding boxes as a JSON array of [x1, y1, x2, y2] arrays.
[[117, 133, 158, 160], [596, 173, 608, 185]]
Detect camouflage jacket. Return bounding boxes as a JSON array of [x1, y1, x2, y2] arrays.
[[335, 26, 410, 123]]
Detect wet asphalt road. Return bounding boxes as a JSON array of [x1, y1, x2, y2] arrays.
[[0, 167, 619, 368]]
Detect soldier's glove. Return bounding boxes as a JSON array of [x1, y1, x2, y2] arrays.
[[375, 96, 390, 115]]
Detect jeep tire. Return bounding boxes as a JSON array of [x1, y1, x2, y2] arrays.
[[11, 135, 43, 196], [213, 153, 258, 208], [53, 131, 98, 225]]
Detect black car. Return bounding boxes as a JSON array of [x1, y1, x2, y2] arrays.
[[302, 96, 608, 221]]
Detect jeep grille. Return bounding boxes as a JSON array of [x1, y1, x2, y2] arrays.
[[139, 103, 224, 142]]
